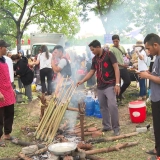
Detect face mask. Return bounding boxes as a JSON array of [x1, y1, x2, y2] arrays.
[[135, 46, 143, 52]]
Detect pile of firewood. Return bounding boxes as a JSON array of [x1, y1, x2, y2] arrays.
[[65, 122, 104, 138]]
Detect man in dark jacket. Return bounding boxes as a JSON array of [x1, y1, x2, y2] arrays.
[[11, 54, 34, 101]]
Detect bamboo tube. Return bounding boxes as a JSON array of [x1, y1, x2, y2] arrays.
[[44, 82, 73, 141], [35, 97, 54, 136], [40, 81, 68, 140], [35, 76, 64, 136], [48, 85, 77, 143], [35, 78, 65, 138], [48, 101, 69, 143], [45, 84, 74, 141], [43, 103, 64, 141], [36, 98, 56, 139], [40, 106, 59, 140], [47, 84, 74, 141]]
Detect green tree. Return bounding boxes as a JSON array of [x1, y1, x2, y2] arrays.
[[0, 0, 80, 51], [129, 0, 160, 35], [79, 0, 132, 34], [79, 0, 160, 36]]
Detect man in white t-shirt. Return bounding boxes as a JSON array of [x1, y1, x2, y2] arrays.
[[52, 45, 72, 79], [4, 56, 14, 86]]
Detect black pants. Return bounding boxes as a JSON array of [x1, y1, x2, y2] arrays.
[[0, 104, 14, 137], [119, 68, 131, 98], [40, 68, 53, 95], [151, 100, 160, 156]]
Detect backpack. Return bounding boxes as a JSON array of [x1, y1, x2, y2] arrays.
[[61, 57, 72, 78]]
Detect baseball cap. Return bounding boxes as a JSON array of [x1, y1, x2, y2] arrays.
[[0, 40, 11, 47]]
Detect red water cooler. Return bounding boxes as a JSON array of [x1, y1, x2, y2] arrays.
[[128, 101, 146, 123]]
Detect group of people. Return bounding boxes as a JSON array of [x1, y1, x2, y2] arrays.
[[1, 33, 160, 160], [0, 42, 73, 147], [77, 33, 160, 160]]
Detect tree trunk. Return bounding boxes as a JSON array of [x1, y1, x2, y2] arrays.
[[16, 25, 22, 52]]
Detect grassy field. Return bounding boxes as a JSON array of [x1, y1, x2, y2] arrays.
[[0, 83, 154, 160]]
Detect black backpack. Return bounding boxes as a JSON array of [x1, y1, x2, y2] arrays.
[[60, 57, 72, 78]]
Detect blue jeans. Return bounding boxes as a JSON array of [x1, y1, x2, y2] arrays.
[[139, 78, 146, 97]]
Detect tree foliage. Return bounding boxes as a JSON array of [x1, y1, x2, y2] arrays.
[[79, 0, 160, 35], [0, 0, 80, 50]]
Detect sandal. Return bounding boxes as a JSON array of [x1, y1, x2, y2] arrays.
[[4, 136, 17, 141], [0, 140, 5, 147], [143, 96, 147, 100], [146, 149, 157, 155], [148, 156, 160, 160], [137, 97, 143, 100]]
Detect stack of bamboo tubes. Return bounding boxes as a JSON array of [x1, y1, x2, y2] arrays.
[[34, 77, 77, 143]]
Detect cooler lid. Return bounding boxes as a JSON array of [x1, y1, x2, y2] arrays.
[[129, 100, 146, 108]]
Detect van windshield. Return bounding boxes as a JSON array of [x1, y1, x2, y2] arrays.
[[31, 44, 56, 57]]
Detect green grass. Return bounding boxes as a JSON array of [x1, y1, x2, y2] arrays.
[[0, 82, 154, 159], [0, 93, 40, 158]]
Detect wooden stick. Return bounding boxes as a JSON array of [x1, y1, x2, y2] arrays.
[[67, 107, 79, 112], [18, 152, 32, 160], [85, 141, 138, 155], [33, 147, 48, 156], [78, 102, 85, 141], [86, 132, 138, 144]]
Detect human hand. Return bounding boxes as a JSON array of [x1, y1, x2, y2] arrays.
[[114, 86, 120, 95], [123, 64, 129, 68], [0, 92, 5, 102], [76, 80, 84, 87], [138, 71, 150, 79]]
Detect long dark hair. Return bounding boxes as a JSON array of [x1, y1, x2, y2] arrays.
[[41, 45, 49, 59]]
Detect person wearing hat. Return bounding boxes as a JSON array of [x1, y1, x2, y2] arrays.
[[135, 40, 148, 100], [0, 40, 16, 147]]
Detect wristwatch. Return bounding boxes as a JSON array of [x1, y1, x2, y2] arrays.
[[116, 83, 120, 87]]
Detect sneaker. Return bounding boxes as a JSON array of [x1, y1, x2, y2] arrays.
[[114, 128, 120, 136], [137, 97, 143, 100], [101, 128, 112, 132]]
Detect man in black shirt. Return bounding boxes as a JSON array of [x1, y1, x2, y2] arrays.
[[77, 40, 120, 136]]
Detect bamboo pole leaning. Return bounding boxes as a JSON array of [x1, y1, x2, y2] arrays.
[[44, 79, 72, 141], [40, 78, 68, 140], [47, 84, 77, 143], [35, 77, 64, 139], [35, 77, 77, 143]]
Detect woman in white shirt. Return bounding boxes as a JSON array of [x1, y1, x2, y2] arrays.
[[34, 45, 53, 96], [135, 41, 148, 100]]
